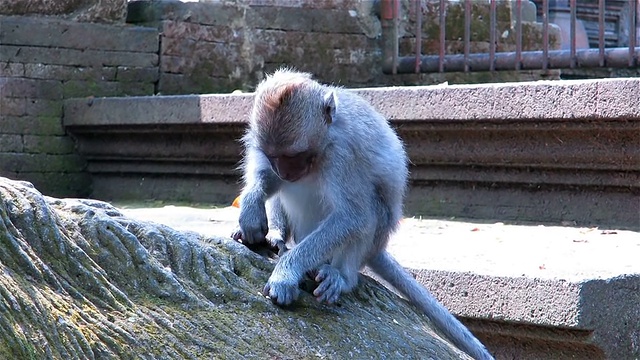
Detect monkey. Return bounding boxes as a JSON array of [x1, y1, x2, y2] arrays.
[[231, 69, 493, 360]]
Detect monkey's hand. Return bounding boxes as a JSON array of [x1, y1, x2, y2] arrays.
[[265, 229, 288, 256], [263, 271, 300, 306], [313, 264, 346, 304], [231, 203, 268, 244]]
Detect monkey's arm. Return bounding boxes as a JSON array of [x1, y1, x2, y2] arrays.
[[265, 196, 290, 256], [232, 148, 282, 244]]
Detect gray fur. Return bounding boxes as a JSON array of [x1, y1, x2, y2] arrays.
[[231, 70, 493, 360]]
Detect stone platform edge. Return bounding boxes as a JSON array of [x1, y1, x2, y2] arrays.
[[63, 77, 640, 126]]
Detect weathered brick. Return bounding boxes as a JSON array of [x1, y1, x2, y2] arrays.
[[0, 153, 85, 173], [161, 36, 197, 57], [160, 42, 240, 77], [116, 66, 159, 83], [117, 82, 155, 96], [23, 135, 76, 154], [24, 63, 117, 81], [161, 21, 240, 44], [62, 80, 117, 98], [246, 0, 361, 9], [246, 7, 364, 33], [157, 73, 235, 95], [0, 16, 159, 53], [1, 45, 159, 68], [0, 97, 26, 116], [0, 134, 23, 152], [0, 115, 65, 135], [129, 1, 243, 26], [61, 80, 154, 98], [26, 99, 63, 117], [0, 78, 63, 99], [0, 61, 24, 76]]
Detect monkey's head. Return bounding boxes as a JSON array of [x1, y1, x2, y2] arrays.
[[248, 70, 337, 183]]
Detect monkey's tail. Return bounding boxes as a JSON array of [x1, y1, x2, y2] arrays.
[[368, 251, 494, 360]]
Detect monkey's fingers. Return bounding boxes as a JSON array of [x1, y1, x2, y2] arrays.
[[263, 281, 299, 306], [313, 266, 345, 304], [230, 227, 244, 241], [275, 240, 288, 256]]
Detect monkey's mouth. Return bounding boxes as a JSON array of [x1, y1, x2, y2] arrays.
[[279, 170, 307, 183]]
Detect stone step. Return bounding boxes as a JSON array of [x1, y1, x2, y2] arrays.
[[117, 203, 640, 360], [63, 78, 640, 228]]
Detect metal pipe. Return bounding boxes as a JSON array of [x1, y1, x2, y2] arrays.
[[380, 0, 398, 74], [439, 0, 446, 72], [388, 47, 640, 74], [490, 0, 496, 71], [415, 0, 422, 73], [570, 0, 577, 68], [543, 0, 549, 70], [630, 0, 637, 67], [516, 0, 522, 70], [598, 0, 605, 67], [392, 0, 399, 74], [464, 0, 471, 72]]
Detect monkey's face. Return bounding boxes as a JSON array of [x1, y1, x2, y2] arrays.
[[265, 150, 317, 183]]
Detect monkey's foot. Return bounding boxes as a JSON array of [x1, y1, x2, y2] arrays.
[[313, 265, 346, 304], [263, 275, 300, 306]]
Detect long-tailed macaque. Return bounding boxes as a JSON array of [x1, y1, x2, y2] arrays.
[[231, 69, 493, 360]]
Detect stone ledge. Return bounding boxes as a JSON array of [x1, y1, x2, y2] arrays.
[[64, 78, 640, 124], [63, 78, 640, 228]]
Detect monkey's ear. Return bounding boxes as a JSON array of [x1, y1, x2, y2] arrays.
[[323, 91, 337, 124]]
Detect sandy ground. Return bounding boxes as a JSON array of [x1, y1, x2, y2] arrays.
[[117, 204, 640, 282]]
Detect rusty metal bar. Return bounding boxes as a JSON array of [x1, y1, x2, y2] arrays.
[[439, 0, 446, 72], [415, 0, 422, 73], [630, 0, 638, 67], [542, 0, 549, 70], [598, 0, 605, 67], [389, 47, 640, 74], [570, 0, 577, 68], [515, 0, 522, 70], [490, 0, 496, 71], [384, 0, 639, 74], [380, 0, 398, 74], [392, 0, 398, 74], [464, 0, 471, 72]]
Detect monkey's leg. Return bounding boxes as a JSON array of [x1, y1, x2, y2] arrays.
[[313, 265, 353, 304]]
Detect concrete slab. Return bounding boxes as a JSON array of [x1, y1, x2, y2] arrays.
[[116, 203, 640, 359]]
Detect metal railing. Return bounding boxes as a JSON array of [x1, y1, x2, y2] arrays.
[[381, 0, 639, 74]]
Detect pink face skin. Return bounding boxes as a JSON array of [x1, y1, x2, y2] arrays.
[[266, 150, 316, 182]]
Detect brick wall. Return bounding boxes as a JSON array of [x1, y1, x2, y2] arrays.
[[0, 15, 158, 197], [0, 1, 559, 197], [126, 0, 386, 94], [127, 0, 558, 95]]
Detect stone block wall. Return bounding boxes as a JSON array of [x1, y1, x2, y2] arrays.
[[127, 0, 385, 94], [127, 0, 558, 95], [0, 0, 567, 197], [0, 15, 159, 196]]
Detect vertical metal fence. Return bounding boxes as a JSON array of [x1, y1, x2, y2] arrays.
[[381, 0, 639, 74]]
